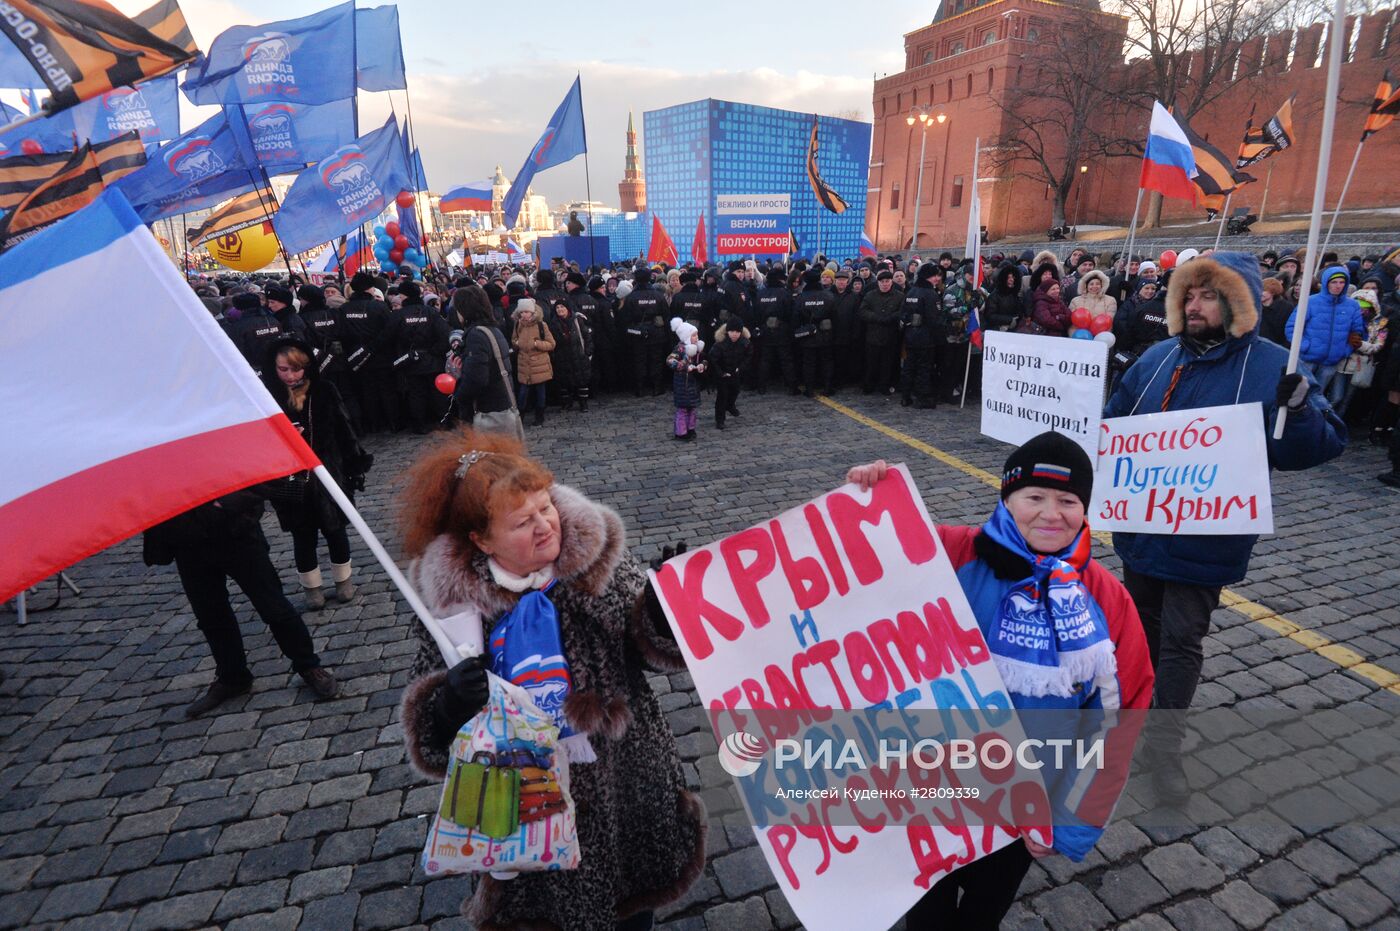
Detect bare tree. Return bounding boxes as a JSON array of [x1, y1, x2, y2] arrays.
[[1107, 0, 1310, 225], [985, 19, 1139, 229]]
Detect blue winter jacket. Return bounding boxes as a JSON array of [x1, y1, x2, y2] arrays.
[[1104, 331, 1346, 587], [1284, 266, 1366, 366]]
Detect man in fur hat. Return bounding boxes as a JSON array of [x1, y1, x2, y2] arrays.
[[1104, 252, 1346, 804]]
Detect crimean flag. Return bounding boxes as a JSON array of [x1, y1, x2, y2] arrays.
[[1139, 102, 1198, 202], [806, 114, 848, 214], [186, 187, 275, 246], [440, 182, 493, 214], [1180, 118, 1254, 208], [1362, 70, 1400, 140], [648, 213, 678, 266], [0, 131, 146, 250], [1237, 95, 1296, 169], [0, 187, 320, 603], [691, 214, 707, 265], [0, 0, 196, 115]]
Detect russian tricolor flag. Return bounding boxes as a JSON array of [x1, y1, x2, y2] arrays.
[[0, 189, 320, 602], [859, 232, 876, 257], [309, 228, 373, 277], [1140, 102, 1198, 202], [440, 182, 494, 214]]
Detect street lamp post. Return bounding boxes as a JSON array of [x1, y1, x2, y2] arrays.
[[906, 108, 947, 251], [1071, 164, 1088, 232]]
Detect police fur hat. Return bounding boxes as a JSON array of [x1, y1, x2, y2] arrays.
[[587, 275, 604, 291], [566, 271, 587, 287], [766, 268, 786, 287], [399, 280, 421, 301], [679, 270, 698, 285], [801, 268, 823, 287], [727, 260, 744, 272], [231, 292, 262, 311], [917, 261, 940, 283], [535, 268, 556, 288], [350, 271, 377, 293], [1165, 252, 1261, 339], [264, 285, 294, 307]]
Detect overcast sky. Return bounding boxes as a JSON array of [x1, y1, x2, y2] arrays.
[[106, 0, 936, 208]]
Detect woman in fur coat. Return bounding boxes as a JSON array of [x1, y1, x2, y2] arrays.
[[398, 430, 706, 931]]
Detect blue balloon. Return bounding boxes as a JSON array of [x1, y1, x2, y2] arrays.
[[373, 225, 386, 237], [1072, 328, 1093, 340]]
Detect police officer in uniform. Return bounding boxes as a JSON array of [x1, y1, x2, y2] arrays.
[[339, 271, 396, 433], [618, 268, 669, 395], [224, 291, 287, 378], [575, 276, 613, 395], [387, 280, 450, 433], [755, 267, 797, 393], [793, 268, 836, 397], [901, 262, 944, 408]]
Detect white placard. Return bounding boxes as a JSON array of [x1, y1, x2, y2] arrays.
[[1091, 403, 1274, 535], [980, 330, 1108, 459]]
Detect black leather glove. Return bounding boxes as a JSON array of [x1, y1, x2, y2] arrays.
[[432, 654, 489, 736], [1276, 371, 1309, 412], [645, 542, 688, 639]]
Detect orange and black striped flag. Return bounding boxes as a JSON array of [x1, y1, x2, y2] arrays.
[[0, 0, 196, 114], [186, 188, 276, 246], [1237, 94, 1296, 169], [806, 114, 848, 215], [130, 0, 196, 57], [1363, 70, 1400, 140], [0, 147, 81, 214], [1181, 118, 1254, 209], [0, 131, 145, 249]]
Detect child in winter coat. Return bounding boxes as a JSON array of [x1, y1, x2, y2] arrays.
[[709, 316, 752, 429], [667, 317, 706, 440], [1336, 288, 1388, 418]]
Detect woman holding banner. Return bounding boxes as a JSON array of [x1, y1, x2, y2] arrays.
[[847, 432, 1154, 929], [397, 430, 706, 931]]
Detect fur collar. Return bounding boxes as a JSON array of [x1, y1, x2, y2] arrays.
[[1032, 249, 1060, 271], [411, 483, 627, 619], [1165, 257, 1259, 338]]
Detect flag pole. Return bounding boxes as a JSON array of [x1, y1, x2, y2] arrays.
[[250, 168, 298, 282], [312, 465, 457, 664], [1276, 0, 1346, 440], [1213, 191, 1233, 251], [1259, 163, 1275, 220], [578, 74, 596, 270], [1123, 186, 1145, 268], [179, 212, 192, 282], [961, 137, 981, 410], [1320, 139, 1364, 253]]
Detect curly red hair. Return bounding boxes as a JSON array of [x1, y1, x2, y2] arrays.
[[399, 429, 553, 559]]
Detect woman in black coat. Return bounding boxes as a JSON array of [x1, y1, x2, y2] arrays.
[[261, 336, 374, 610], [547, 296, 594, 411], [449, 283, 516, 426], [984, 262, 1024, 332]]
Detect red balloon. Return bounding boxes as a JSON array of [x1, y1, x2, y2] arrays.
[[393, 234, 410, 251], [434, 373, 456, 395], [1159, 249, 1178, 270], [384, 221, 401, 239], [388, 248, 405, 263], [20, 138, 43, 155], [396, 190, 416, 208], [1070, 307, 1092, 330], [1090, 313, 1113, 335]]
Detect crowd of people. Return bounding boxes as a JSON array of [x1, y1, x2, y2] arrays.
[[191, 241, 1398, 483], [139, 239, 1384, 927]]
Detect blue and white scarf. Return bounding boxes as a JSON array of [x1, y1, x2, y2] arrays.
[[980, 503, 1117, 698], [487, 570, 596, 763]]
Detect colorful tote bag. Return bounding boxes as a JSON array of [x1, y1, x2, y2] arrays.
[[422, 672, 581, 876]]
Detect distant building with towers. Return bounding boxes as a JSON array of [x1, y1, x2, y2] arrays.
[[618, 110, 647, 213]]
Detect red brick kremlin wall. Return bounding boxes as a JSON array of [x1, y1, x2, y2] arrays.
[[867, 0, 1400, 249]]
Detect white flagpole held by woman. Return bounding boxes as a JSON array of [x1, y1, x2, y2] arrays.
[[1320, 140, 1364, 253], [1275, 0, 1346, 440], [312, 464, 456, 662]]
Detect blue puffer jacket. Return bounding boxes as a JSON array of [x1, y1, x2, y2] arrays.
[[1284, 265, 1366, 366], [1104, 252, 1347, 587]]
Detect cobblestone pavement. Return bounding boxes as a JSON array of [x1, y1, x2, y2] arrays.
[[2, 390, 1398, 931]]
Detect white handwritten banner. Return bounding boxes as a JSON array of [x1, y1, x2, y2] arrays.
[[1091, 403, 1274, 534], [648, 465, 1048, 931], [980, 330, 1108, 459]]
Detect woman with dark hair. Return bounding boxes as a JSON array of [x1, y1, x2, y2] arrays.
[[450, 283, 520, 438], [260, 336, 374, 610], [397, 430, 705, 930]]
